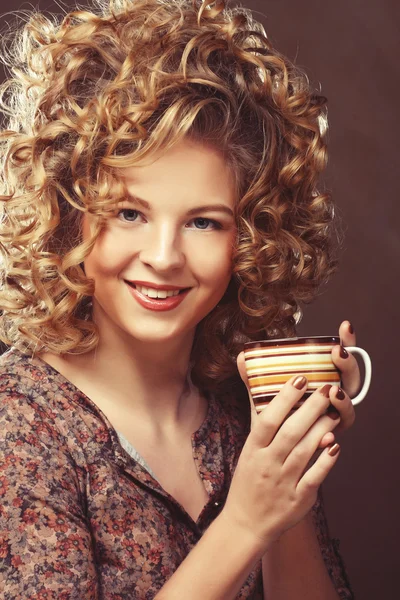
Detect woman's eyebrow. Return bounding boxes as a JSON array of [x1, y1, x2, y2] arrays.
[[125, 194, 234, 217], [186, 204, 234, 217]]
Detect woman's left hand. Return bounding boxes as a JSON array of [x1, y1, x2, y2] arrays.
[[319, 320, 359, 447]]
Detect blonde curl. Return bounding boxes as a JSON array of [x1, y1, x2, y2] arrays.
[[0, 0, 338, 397]]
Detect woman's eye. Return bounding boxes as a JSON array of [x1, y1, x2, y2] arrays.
[[115, 211, 222, 230], [191, 217, 221, 230], [117, 209, 139, 222]]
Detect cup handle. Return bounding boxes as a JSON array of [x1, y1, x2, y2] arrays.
[[344, 346, 372, 405]]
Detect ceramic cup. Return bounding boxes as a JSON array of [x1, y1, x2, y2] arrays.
[[243, 336, 372, 413]]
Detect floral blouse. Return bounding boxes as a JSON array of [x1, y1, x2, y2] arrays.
[[0, 348, 354, 599]]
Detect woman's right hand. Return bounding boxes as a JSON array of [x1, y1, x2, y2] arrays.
[[221, 371, 341, 553]]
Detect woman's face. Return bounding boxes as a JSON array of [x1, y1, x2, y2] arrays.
[[82, 139, 237, 346]]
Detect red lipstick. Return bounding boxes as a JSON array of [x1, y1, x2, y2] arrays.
[[126, 280, 188, 291], [124, 281, 190, 312]]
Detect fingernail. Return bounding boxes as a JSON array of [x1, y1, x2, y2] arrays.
[[328, 443, 341, 457], [339, 346, 349, 359], [319, 384, 332, 398], [293, 376, 307, 390], [335, 387, 345, 400], [348, 322, 354, 334], [326, 405, 340, 420]]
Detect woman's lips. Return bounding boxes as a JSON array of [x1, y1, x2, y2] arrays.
[[125, 281, 190, 312]]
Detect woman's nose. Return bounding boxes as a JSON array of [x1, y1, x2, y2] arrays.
[[138, 224, 185, 272]]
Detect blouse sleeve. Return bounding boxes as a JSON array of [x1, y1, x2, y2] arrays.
[[0, 389, 99, 599], [311, 488, 355, 600]]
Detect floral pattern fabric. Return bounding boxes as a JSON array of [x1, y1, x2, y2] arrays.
[[0, 348, 353, 599]]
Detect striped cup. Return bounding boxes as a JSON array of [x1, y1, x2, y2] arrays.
[[243, 336, 371, 413]]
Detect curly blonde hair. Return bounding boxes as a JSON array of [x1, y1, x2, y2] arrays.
[[0, 0, 337, 396]]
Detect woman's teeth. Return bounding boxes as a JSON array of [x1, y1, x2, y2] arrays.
[[135, 285, 181, 299]]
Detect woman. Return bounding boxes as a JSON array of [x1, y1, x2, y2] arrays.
[[0, 1, 360, 598]]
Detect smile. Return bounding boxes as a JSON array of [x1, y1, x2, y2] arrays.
[[135, 285, 181, 298], [124, 281, 191, 312]]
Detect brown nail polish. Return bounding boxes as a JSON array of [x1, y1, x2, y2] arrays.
[[335, 387, 345, 400], [327, 405, 340, 420], [293, 376, 307, 390], [319, 384, 332, 398], [328, 443, 340, 457], [339, 346, 349, 359], [348, 322, 354, 334]]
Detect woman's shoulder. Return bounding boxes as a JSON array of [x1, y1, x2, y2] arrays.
[[0, 347, 79, 437], [0, 347, 64, 419], [0, 348, 70, 456], [1, 345, 42, 373], [0, 347, 101, 469], [0, 347, 54, 396]]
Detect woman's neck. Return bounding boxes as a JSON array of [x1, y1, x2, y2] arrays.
[[46, 317, 201, 433], [76, 340, 193, 415]]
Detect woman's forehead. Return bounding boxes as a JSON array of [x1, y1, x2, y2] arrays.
[[112, 142, 236, 203]]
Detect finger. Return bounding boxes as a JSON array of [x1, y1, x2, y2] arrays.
[[331, 342, 361, 398], [296, 443, 341, 499], [270, 383, 333, 463], [339, 320, 356, 347], [298, 431, 336, 479], [318, 431, 335, 449], [249, 375, 308, 450], [328, 385, 356, 433], [283, 409, 341, 478]]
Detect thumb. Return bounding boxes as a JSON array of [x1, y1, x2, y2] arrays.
[[237, 351, 258, 428]]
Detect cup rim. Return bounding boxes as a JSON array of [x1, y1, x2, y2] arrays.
[[244, 335, 340, 349]]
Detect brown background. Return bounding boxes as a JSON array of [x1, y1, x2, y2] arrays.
[[0, 0, 398, 597]]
